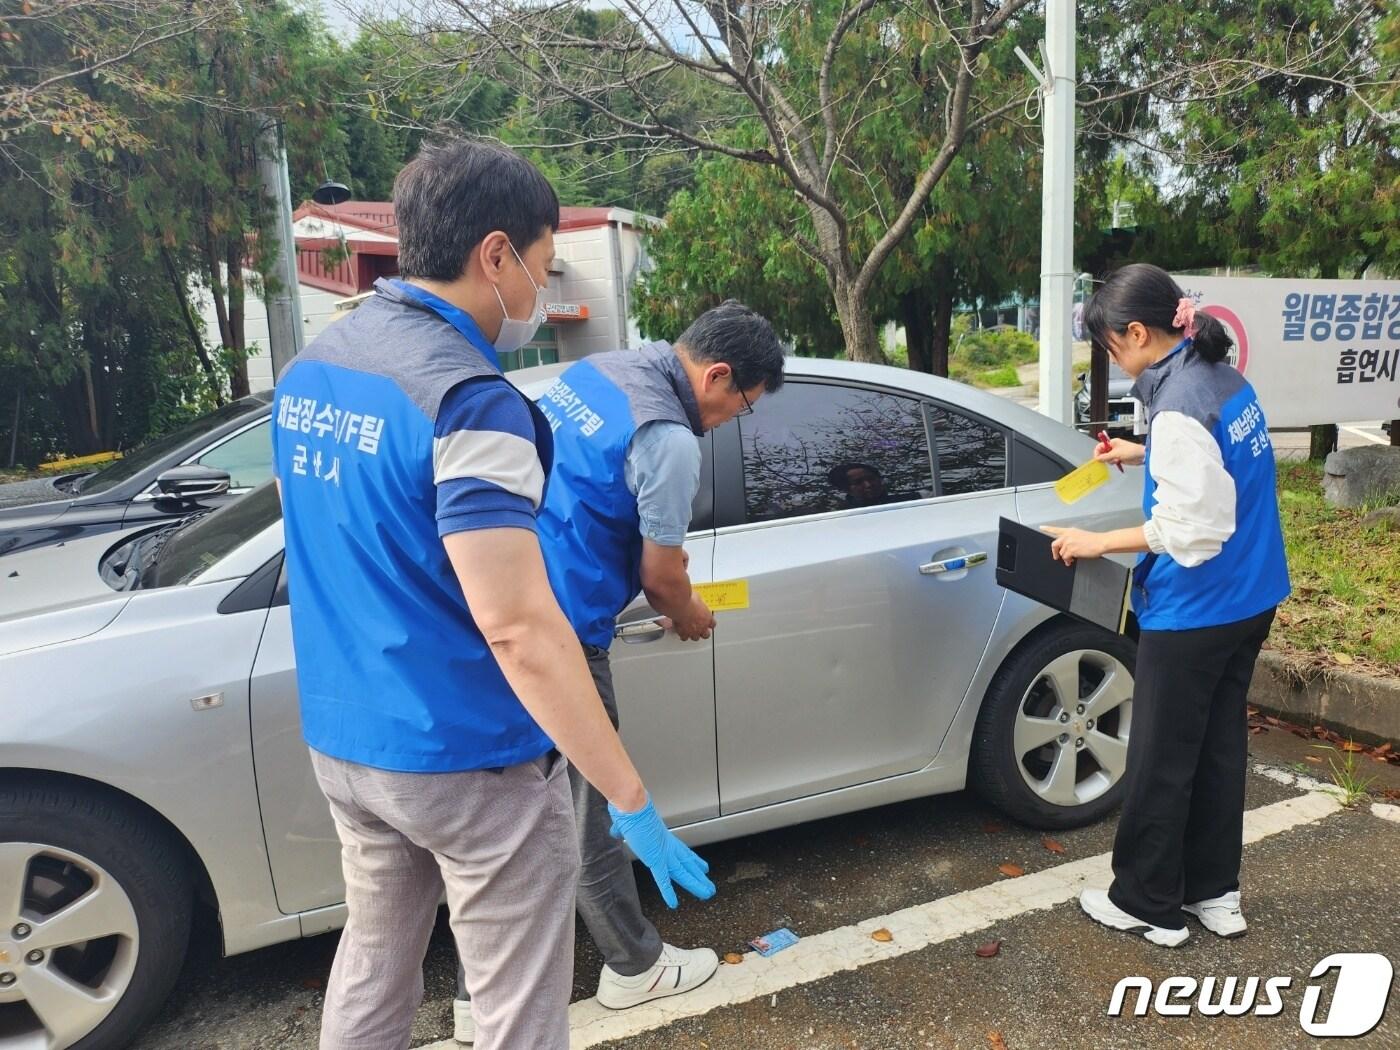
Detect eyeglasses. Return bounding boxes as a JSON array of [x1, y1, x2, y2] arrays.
[[735, 383, 754, 416]]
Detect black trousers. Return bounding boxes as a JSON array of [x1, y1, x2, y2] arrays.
[[1108, 607, 1276, 930]]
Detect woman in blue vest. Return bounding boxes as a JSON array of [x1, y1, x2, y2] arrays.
[[1042, 263, 1290, 947]]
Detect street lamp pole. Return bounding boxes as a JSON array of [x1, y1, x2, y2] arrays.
[[1035, 0, 1076, 425], [257, 116, 306, 380]]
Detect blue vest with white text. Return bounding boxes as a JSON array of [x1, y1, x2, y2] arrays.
[[536, 343, 703, 648], [1131, 344, 1291, 631], [272, 278, 556, 772]]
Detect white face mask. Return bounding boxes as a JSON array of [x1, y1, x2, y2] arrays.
[[492, 241, 546, 354]]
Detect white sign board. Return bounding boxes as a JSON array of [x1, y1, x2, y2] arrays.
[[1173, 275, 1400, 428]]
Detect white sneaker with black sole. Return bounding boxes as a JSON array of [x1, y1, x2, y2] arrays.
[[1079, 888, 1190, 947], [596, 943, 720, 1010], [1183, 891, 1247, 938]]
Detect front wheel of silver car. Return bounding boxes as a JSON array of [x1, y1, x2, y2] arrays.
[[0, 782, 192, 1050], [970, 623, 1138, 830]]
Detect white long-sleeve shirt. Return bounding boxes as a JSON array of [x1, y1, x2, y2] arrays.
[[1141, 410, 1237, 567]]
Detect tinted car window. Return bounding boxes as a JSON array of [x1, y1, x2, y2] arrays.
[[148, 481, 282, 588], [81, 396, 268, 496], [739, 383, 934, 524], [930, 404, 1007, 495], [197, 419, 272, 490]]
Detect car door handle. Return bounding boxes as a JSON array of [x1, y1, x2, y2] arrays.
[[919, 551, 988, 575], [614, 618, 667, 643]]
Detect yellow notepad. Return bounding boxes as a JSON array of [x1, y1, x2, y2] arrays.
[[694, 579, 750, 611], [1054, 459, 1110, 504]]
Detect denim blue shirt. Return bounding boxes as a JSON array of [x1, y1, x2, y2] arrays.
[[624, 420, 701, 546]]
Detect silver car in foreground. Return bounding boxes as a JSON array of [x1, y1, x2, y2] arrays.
[[0, 359, 1143, 1050]]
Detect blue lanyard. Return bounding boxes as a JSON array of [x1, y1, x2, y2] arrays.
[[390, 280, 502, 371]]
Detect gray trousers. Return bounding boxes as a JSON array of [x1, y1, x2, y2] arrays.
[[457, 646, 663, 1004], [311, 747, 579, 1050]]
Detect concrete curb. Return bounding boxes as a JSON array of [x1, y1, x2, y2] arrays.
[[1249, 650, 1400, 744]]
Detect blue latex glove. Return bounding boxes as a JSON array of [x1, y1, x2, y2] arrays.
[[607, 794, 716, 908]]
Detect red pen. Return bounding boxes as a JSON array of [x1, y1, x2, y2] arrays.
[[1097, 430, 1124, 473]]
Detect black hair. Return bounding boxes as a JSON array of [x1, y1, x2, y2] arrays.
[[827, 462, 879, 491], [393, 140, 559, 282], [1083, 263, 1233, 364], [676, 300, 786, 393]]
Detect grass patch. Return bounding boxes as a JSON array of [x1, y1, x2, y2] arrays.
[[1273, 461, 1400, 678], [972, 365, 1022, 388]]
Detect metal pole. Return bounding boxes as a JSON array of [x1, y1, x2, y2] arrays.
[[1036, 0, 1076, 424], [258, 116, 306, 379]]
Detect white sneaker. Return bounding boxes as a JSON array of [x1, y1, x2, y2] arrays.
[[453, 997, 474, 1044], [596, 943, 720, 1010], [1184, 891, 1247, 938], [1079, 888, 1189, 947]]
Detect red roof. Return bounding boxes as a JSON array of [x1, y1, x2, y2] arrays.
[[293, 202, 621, 239]]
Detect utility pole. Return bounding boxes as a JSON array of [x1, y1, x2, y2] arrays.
[[257, 116, 305, 379], [1021, 0, 1076, 425]]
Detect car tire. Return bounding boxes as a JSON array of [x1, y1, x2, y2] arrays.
[[0, 780, 193, 1050], [970, 622, 1138, 830]]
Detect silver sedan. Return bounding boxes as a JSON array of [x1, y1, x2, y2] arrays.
[[0, 358, 1143, 1050]]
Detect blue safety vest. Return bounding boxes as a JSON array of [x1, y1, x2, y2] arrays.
[[1131, 342, 1291, 631], [272, 278, 557, 772], [536, 342, 703, 648]]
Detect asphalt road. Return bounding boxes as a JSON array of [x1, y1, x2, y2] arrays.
[[133, 729, 1400, 1050]]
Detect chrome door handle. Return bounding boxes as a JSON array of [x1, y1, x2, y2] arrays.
[[615, 618, 667, 643], [919, 551, 988, 575]]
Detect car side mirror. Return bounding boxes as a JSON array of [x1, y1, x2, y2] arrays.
[[155, 465, 231, 502]]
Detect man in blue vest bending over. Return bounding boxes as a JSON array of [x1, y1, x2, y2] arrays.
[[274, 140, 714, 1050], [516, 303, 783, 1016]]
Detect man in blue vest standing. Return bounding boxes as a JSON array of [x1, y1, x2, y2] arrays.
[[529, 303, 784, 1014], [273, 140, 715, 1050]]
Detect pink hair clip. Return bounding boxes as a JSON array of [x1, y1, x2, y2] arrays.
[[1172, 297, 1197, 337]]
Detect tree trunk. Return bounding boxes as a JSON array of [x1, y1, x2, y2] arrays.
[[162, 245, 225, 405], [1390, 421, 1398, 447], [226, 240, 250, 399], [833, 278, 885, 365], [1309, 425, 1337, 461], [930, 285, 953, 378], [901, 288, 934, 374]]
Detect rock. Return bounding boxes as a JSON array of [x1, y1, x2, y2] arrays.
[[1321, 446, 1400, 509], [1362, 506, 1400, 530]]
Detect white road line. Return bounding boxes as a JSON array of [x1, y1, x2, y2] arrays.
[[418, 783, 1344, 1050], [1341, 424, 1387, 445]]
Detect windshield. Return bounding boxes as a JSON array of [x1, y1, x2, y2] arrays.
[[145, 480, 282, 588], [81, 394, 270, 496]]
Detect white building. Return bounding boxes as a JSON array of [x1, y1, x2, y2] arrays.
[[199, 201, 656, 393]]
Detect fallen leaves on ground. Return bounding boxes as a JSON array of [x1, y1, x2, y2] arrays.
[[1041, 837, 1066, 854], [976, 939, 1002, 958], [871, 928, 893, 942], [723, 952, 744, 965], [997, 863, 1025, 878], [980, 819, 1005, 834], [989, 1031, 1009, 1050]]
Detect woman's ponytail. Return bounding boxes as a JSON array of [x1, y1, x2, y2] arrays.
[[1190, 312, 1233, 364]]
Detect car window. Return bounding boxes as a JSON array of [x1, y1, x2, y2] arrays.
[[738, 383, 935, 524], [80, 396, 268, 496], [197, 419, 272, 490], [147, 481, 282, 588], [929, 404, 1007, 495]]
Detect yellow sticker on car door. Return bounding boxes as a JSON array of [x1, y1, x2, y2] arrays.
[[693, 579, 750, 611]]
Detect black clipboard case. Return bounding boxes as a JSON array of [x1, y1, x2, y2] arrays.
[[996, 517, 1132, 634]]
